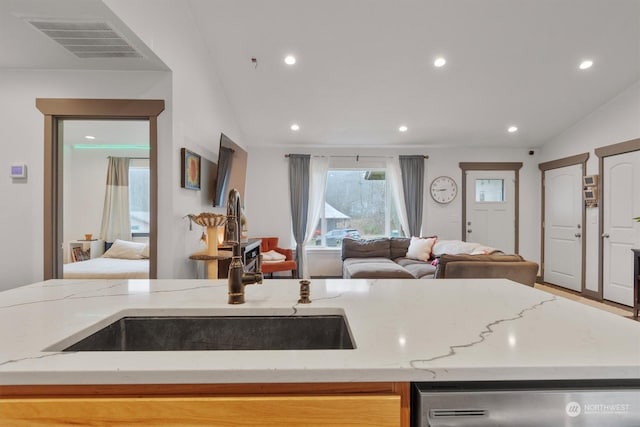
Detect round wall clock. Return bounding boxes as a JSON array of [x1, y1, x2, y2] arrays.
[[430, 176, 458, 204]]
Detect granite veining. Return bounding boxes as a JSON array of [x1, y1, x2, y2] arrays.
[[0, 278, 639, 385]]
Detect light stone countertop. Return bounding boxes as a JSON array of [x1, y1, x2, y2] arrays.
[[0, 278, 639, 385]]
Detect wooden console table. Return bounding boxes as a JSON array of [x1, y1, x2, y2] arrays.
[[633, 249, 640, 319]]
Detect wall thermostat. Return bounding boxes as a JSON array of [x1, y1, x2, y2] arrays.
[[10, 164, 27, 178]]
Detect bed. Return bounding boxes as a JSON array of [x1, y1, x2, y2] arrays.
[[63, 257, 149, 279], [63, 239, 149, 279]]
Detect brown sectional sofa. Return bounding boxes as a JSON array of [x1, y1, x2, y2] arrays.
[[433, 253, 539, 286], [341, 237, 436, 279], [341, 237, 539, 286]]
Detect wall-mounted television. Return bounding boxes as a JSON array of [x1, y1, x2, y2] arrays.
[[213, 133, 248, 207]]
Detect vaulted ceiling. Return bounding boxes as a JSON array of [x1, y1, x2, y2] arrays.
[[2, 0, 639, 148]]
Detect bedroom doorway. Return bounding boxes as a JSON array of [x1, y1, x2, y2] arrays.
[[37, 99, 164, 280], [61, 120, 150, 277]]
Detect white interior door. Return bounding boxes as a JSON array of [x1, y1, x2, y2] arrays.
[[603, 151, 640, 306], [465, 171, 515, 253], [543, 164, 583, 291]]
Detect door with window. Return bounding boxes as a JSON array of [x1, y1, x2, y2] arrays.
[[603, 150, 640, 306], [543, 164, 583, 291], [465, 171, 515, 253]]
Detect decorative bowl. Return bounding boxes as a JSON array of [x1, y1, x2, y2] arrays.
[[190, 213, 227, 227]]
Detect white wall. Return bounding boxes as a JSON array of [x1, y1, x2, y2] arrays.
[[540, 83, 640, 163], [0, 69, 171, 291], [539, 82, 640, 292], [104, 0, 247, 279], [245, 145, 541, 277], [0, 2, 253, 291]]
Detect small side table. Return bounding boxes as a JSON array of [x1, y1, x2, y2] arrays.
[[190, 251, 233, 279], [633, 249, 640, 319]]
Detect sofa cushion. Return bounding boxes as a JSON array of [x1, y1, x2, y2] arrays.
[[434, 253, 525, 278], [341, 237, 390, 260], [390, 237, 411, 259], [342, 257, 414, 279], [395, 257, 437, 279]]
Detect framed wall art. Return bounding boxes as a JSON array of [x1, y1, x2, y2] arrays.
[[181, 148, 201, 190]]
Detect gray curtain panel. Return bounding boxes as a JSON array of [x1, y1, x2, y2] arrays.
[[288, 154, 310, 278], [399, 155, 425, 236]]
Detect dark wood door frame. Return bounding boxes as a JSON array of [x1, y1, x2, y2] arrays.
[[538, 153, 589, 296], [594, 138, 640, 300], [36, 98, 164, 280], [459, 162, 523, 253]]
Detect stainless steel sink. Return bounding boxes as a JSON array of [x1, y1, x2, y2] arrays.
[[61, 315, 355, 351]]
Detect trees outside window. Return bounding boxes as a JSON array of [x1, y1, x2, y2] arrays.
[[314, 169, 400, 247], [129, 165, 149, 234]]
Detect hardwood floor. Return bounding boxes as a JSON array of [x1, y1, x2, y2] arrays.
[[534, 282, 636, 321]]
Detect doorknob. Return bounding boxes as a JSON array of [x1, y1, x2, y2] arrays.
[[467, 229, 472, 233], [574, 233, 581, 238], [602, 233, 610, 238]]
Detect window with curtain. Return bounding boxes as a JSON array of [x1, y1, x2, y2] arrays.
[[313, 169, 400, 247], [129, 163, 149, 235]]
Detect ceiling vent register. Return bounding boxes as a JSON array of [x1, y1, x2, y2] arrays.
[[25, 20, 142, 59]]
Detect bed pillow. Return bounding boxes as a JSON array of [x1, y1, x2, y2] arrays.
[[406, 236, 437, 261], [141, 243, 150, 259], [103, 239, 147, 260]]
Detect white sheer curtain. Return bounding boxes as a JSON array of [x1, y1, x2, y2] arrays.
[[301, 156, 329, 278], [100, 157, 132, 243], [386, 157, 411, 237]]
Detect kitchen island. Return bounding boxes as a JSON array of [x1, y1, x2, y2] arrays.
[[1, 278, 639, 425]]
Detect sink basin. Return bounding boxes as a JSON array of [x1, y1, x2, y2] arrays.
[[61, 315, 355, 351]]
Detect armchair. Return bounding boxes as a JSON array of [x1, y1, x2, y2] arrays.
[[259, 237, 298, 279]]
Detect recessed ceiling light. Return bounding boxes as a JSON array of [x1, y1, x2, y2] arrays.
[[284, 55, 296, 65], [579, 60, 593, 70], [434, 57, 446, 67], [398, 125, 408, 132], [290, 123, 300, 131], [84, 135, 95, 140], [507, 126, 518, 133]]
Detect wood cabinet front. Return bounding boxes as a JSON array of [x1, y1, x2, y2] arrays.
[[0, 382, 409, 427]]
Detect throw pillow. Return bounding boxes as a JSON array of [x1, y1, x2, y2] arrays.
[[406, 236, 437, 261], [103, 239, 147, 260], [262, 249, 286, 262]]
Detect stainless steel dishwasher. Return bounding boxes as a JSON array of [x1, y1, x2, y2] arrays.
[[412, 380, 640, 426]]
